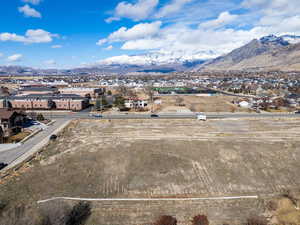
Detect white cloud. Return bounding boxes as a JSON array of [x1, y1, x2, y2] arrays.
[[22, 0, 42, 5], [155, 0, 193, 18], [107, 0, 159, 22], [239, 0, 300, 38], [200, 11, 238, 29], [0, 29, 56, 44], [51, 45, 62, 48], [97, 21, 162, 46], [104, 45, 113, 50], [96, 39, 107, 46], [44, 59, 56, 65], [7, 54, 23, 62], [96, 20, 270, 65], [0, 53, 3, 57], [18, 4, 42, 18], [97, 55, 152, 65]]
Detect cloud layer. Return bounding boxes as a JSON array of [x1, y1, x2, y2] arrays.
[[0, 29, 56, 44], [97, 0, 300, 65]]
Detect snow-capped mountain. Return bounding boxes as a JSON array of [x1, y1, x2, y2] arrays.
[[260, 35, 289, 46], [196, 34, 300, 72], [281, 35, 300, 44], [96, 50, 215, 67]]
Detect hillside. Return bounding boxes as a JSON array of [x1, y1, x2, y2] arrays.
[[196, 35, 300, 72]]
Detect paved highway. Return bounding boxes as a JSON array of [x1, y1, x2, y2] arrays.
[[45, 112, 300, 120]]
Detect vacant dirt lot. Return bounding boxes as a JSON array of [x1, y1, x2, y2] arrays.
[[1, 118, 300, 225], [155, 95, 251, 113]]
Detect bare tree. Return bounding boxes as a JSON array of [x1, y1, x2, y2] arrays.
[[175, 96, 184, 106], [145, 86, 154, 103], [117, 85, 129, 97]]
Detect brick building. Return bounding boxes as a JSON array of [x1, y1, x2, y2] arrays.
[[3, 94, 89, 111]]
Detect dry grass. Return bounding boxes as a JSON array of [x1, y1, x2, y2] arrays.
[[156, 96, 251, 113], [8, 131, 31, 143], [1, 118, 300, 225]]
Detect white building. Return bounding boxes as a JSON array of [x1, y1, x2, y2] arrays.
[[125, 99, 148, 109]]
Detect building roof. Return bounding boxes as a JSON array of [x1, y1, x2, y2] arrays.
[[9, 94, 86, 100], [0, 109, 24, 120], [20, 86, 58, 92]]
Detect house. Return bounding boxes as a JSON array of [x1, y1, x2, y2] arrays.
[[0, 109, 27, 143], [124, 98, 148, 109], [239, 101, 250, 108]]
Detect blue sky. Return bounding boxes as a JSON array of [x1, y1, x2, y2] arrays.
[[1, 0, 300, 68]]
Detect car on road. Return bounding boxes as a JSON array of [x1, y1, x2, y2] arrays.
[[196, 113, 207, 121], [151, 114, 159, 118], [295, 111, 300, 114], [91, 114, 103, 118], [0, 162, 8, 170]]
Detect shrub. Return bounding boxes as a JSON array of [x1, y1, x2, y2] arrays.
[[192, 215, 209, 225], [245, 216, 268, 225], [37, 114, 45, 122], [66, 202, 91, 225], [39, 201, 71, 225], [154, 215, 177, 225], [40, 201, 91, 225], [0, 200, 8, 214]]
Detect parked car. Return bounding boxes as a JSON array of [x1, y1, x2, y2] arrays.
[[0, 162, 8, 170], [295, 111, 300, 114], [49, 134, 58, 141]]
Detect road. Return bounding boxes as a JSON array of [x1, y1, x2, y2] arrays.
[[45, 112, 300, 120], [0, 118, 71, 165]]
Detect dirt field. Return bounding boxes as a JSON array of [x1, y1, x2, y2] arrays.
[[155, 95, 251, 113], [1, 118, 300, 225]]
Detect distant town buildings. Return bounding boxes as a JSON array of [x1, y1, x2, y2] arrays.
[[59, 87, 105, 99]]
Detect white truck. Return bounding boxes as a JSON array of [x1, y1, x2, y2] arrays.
[[196, 113, 207, 121]]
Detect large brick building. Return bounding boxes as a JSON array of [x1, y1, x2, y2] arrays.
[[2, 94, 89, 111]]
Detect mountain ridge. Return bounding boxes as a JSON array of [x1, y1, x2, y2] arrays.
[[195, 34, 300, 72]]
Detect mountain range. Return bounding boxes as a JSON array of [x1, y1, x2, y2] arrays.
[[195, 34, 300, 72], [1, 34, 300, 75]]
